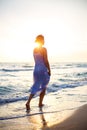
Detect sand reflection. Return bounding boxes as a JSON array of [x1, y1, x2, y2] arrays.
[[26, 107, 49, 130]]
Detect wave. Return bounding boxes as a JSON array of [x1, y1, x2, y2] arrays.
[[56, 63, 87, 69], [22, 65, 33, 68], [1, 68, 33, 72], [48, 78, 87, 92], [0, 96, 28, 105], [0, 84, 86, 105], [0, 87, 14, 95], [76, 72, 87, 77], [75, 63, 87, 68], [0, 77, 87, 105], [65, 63, 87, 68]]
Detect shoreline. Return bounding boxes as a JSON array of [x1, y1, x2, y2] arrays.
[[0, 104, 87, 130], [0, 85, 87, 130], [44, 104, 87, 130]]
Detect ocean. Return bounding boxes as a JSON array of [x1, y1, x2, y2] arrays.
[[0, 62, 87, 121]]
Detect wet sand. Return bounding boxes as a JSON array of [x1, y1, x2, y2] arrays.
[[0, 86, 87, 130], [0, 104, 87, 130], [45, 104, 87, 130]]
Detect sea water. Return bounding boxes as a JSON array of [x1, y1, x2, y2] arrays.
[[0, 62, 87, 120]]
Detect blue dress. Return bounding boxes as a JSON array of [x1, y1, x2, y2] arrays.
[[30, 52, 50, 95]]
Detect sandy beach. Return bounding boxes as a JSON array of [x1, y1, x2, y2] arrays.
[[0, 103, 87, 130], [45, 104, 87, 130], [0, 84, 87, 130]]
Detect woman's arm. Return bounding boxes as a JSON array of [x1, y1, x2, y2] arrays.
[[43, 47, 51, 76]]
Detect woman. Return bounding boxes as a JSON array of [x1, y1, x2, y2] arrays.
[[26, 34, 51, 111]]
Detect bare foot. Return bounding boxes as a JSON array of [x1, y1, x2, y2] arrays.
[[26, 103, 30, 111], [39, 104, 44, 108]]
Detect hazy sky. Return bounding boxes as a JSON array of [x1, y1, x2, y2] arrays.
[[0, 0, 87, 62]]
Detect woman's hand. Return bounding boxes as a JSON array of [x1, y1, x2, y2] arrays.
[[48, 70, 51, 76]]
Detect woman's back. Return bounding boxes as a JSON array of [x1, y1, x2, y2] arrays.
[[33, 48, 47, 72], [34, 47, 44, 64]]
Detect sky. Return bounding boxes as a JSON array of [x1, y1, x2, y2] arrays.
[[0, 0, 87, 62]]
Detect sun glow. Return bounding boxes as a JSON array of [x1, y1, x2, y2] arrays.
[[1, 31, 86, 63], [1, 39, 35, 62], [34, 42, 41, 48], [0, 0, 87, 62]]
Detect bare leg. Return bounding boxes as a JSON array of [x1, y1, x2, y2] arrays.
[[39, 89, 46, 107], [26, 94, 34, 110]]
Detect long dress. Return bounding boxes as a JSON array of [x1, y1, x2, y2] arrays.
[[30, 52, 50, 95]]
